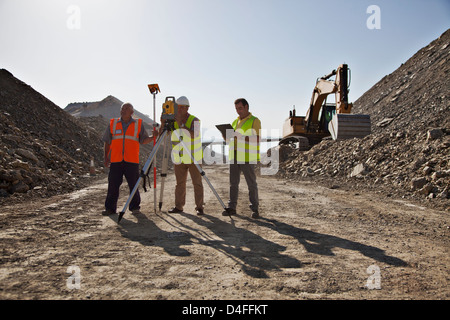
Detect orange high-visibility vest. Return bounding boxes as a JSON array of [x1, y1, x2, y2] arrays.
[[109, 118, 142, 163]]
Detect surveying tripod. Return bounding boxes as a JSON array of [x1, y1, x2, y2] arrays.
[[118, 109, 226, 223]]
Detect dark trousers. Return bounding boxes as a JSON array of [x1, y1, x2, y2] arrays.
[[105, 161, 140, 212], [228, 161, 259, 212]]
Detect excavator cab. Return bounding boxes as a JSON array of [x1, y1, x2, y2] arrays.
[[319, 103, 336, 133]]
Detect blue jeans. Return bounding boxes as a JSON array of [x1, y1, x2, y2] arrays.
[[105, 161, 140, 212]]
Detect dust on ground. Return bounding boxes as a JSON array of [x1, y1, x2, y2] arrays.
[[0, 165, 449, 300]]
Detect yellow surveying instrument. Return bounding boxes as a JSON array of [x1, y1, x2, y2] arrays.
[[117, 94, 226, 222], [161, 96, 177, 120]]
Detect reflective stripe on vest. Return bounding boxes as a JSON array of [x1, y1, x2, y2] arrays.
[[229, 115, 260, 163], [110, 118, 142, 163], [171, 115, 202, 164]]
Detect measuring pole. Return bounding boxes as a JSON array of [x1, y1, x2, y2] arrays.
[[148, 84, 160, 214], [152, 92, 157, 213]]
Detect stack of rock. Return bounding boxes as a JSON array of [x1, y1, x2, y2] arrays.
[[0, 69, 103, 202], [277, 29, 449, 210]]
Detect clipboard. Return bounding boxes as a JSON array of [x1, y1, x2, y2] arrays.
[[215, 124, 234, 140]]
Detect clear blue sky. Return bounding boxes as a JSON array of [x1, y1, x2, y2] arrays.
[[1, 0, 449, 139]]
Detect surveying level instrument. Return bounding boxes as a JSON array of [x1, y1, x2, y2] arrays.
[[117, 96, 226, 223], [161, 96, 177, 120]]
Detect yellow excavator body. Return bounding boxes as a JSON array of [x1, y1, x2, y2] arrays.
[[281, 64, 371, 149]]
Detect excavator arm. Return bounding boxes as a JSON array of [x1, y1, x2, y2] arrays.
[[305, 77, 336, 131], [305, 64, 353, 131], [281, 64, 370, 147]]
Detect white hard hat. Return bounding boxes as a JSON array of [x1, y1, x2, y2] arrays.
[[176, 96, 190, 107]]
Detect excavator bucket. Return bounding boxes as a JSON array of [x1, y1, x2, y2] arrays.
[[328, 114, 371, 140]]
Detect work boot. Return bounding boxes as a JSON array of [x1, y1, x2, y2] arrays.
[[101, 209, 116, 216], [251, 211, 260, 219], [196, 207, 205, 216], [168, 207, 183, 213], [222, 207, 236, 216], [131, 209, 142, 215]]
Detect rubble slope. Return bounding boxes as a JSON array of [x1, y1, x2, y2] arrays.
[[278, 29, 449, 210], [0, 69, 103, 201], [65, 95, 155, 126]]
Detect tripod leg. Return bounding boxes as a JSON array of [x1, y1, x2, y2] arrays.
[[172, 130, 227, 210], [158, 133, 170, 211], [118, 129, 168, 223], [199, 169, 227, 209]]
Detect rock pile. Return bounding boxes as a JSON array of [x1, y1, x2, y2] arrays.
[[277, 29, 449, 210], [65, 95, 155, 127], [0, 69, 104, 202]]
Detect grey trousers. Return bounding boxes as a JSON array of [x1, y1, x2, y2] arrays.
[[228, 162, 259, 212]]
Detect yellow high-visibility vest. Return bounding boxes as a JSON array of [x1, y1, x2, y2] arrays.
[[171, 114, 203, 164], [229, 115, 260, 163]]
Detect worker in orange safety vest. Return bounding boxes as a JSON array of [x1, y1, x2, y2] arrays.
[[102, 102, 156, 216]]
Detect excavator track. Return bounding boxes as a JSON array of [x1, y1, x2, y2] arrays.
[[328, 114, 371, 140], [279, 135, 310, 151]]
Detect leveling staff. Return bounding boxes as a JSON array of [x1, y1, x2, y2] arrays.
[[160, 96, 205, 215], [102, 103, 155, 216]]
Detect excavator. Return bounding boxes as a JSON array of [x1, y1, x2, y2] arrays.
[[281, 64, 371, 150]]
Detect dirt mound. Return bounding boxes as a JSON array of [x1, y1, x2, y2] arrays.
[[0, 69, 104, 202], [277, 29, 450, 210], [65, 95, 155, 127]]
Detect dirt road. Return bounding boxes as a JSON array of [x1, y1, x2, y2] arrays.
[[0, 165, 448, 300]]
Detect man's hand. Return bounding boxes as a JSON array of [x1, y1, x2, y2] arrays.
[[104, 142, 111, 168], [142, 127, 159, 145], [104, 158, 110, 168], [153, 127, 159, 139]]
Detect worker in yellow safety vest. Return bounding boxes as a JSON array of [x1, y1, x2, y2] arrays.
[[222, 98, 261, 218], [160, 96, 205, 215]]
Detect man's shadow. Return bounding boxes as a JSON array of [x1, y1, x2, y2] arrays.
[[110, 210, 406, 279], [166, 212, 302, 278], [246, 217, 407, 267], [109, 212, 192, 257]]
